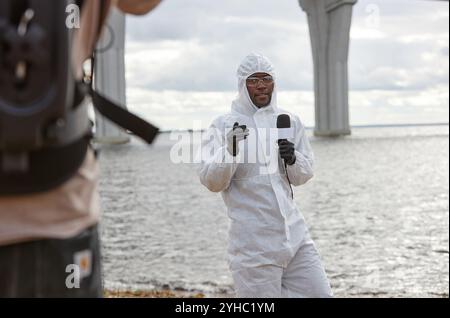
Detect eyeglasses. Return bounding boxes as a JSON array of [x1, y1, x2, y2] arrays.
[[246, 76, 274, 87]]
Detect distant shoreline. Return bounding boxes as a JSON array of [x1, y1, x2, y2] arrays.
[[157, 122, 449, 134]]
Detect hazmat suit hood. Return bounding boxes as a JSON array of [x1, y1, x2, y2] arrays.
[[232, 53, 278, 116]]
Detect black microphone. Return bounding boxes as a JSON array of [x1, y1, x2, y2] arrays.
[[277, 114, 295, 199], [277, 114, 291, 145], [232, 122, 239, 156]]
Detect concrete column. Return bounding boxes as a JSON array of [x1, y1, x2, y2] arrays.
[[299, 0, 357, 136], [93, 7, 130, 144]]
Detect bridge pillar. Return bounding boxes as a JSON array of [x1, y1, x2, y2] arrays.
[[299, 0, 357, 136], [93, 7, 130, 144]]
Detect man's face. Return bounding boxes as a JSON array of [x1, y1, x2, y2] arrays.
[[246, 72, 274, 108]]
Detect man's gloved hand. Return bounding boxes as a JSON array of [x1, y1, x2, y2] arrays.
[[227, 122, 249, 156], [278, 140, 296, 165]]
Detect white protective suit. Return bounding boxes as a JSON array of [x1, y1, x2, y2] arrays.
[[197, 53, 332, 298]]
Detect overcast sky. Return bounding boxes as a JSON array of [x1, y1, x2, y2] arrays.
[[121, 0, 449, 130]]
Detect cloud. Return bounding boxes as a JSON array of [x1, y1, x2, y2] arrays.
[[126, 86, 449, 130], [124, 0, 313, 91], [348, 0, 449, 91], [119, 0, 449, 128], [124, 0, 448, 92]]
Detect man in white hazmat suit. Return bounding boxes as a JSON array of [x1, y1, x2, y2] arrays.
[[197, 53, 332, 298]]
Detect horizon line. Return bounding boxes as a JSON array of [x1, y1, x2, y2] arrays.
[[157, 122, 449, 133]]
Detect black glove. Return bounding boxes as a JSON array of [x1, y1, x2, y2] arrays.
[[278, 140, 296, 165], [227, 122, 249, 156]]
